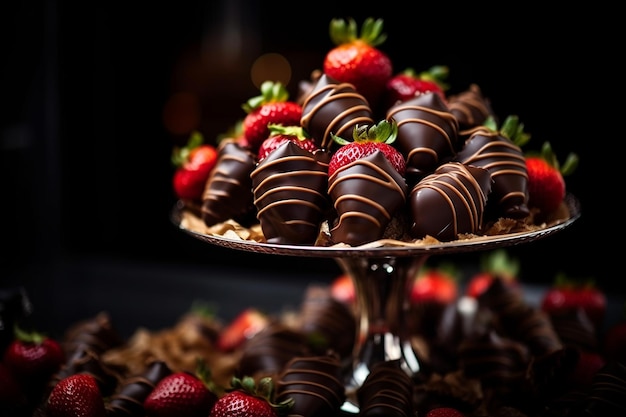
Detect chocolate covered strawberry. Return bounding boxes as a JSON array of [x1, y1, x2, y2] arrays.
[[209, 376, 292, 417], [216, 308, 269, 352], [257, 124, 318, 162], [383, 65, 449, 109], [47, 373, 106, 417], [241, 81, 302, 152], [465, 249, 520, 298], [327, 119, 407, 246], [525, 141, 578, 214], [172, 131, 218, 202], [323, 17, 393, 109]]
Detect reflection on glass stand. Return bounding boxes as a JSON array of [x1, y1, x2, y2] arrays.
[[172, 194, 580, 414]]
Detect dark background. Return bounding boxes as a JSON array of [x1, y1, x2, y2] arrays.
[[1, 2, 611, 336]]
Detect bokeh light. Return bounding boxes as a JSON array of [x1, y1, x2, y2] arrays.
[[250, 53, 291, 88]]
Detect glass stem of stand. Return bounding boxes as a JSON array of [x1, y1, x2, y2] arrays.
[[335, 255, 429, 393]]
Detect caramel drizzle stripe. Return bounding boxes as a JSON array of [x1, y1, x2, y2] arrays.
[[395, 116, 457, 154], [323, 112, 373, 149], [407, 146, 438, 162], [328, 160, 406, 197], [332, 194, 388, 227], [279, 387, 339, 409], [255, 198, 324, 221], [250, 156, 326, 179]]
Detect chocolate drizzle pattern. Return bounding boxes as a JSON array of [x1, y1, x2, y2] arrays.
[[275, 353, 346, 417], [454, 127, 529, 219], [357, 359, 414, 417], [447, 84, 495, 134], [251, 141, 330, 245], [386, 92, 460, 184], [300, 73, 374, 150], [201, 139, 257, 227], [327, 151, 407, 246], [107, 361, 172, 417], [409, 162, 491, 242]]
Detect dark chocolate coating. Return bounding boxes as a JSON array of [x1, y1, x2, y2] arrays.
[[453, 127, 529, 219], [237, 322, 310, 381], [328, 150, 407, 247], [300, 73, 374, 150], [357, 359, 414, 417], [251, 141, 329, 245], [298, 285, 356, 359], [447, 84, 495, 134], [275, 353, 345, 417], [201, 139, 257, 227], [107, 361, 172, 417], [62, 311, 124, 355], [386, 92, 460, 184], [409, 162, 491, 242], [585, 361, 626, 416]]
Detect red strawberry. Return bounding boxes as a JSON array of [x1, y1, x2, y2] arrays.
[[47, 373, 106, 417], [323, 17, 393, 108], [241, 81, 302, 152], [216, 308, 269, 352], [383, 65, 449, 109], [144, 370, 217, 417], [257, 124, 319, 162], [329, 273, 355, 305], [568, 349, 606, 388], [465, 249, 520, 298], [3, 326, 64, 389], [209, 376, 292, 417], [172, 131, 218, 201], [525, 141, 578, 214], [426, 407, 467, 417], [411, 265, 458, 305], [328, 119, 405, 177], [540, 273, 607, 332]]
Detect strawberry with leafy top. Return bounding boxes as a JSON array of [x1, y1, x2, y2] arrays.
[[257, 124, 319, 162], [328, 119, 405, 177], [323, 17, 393, 108], [540, 273, 607, 332], [172, 131, 218, 201], [241, 81, 302, 152], [3, 325, 64, 393], [144, 368, 218, 417], [383, 65, 449, 109], [411, 264, 458, 305], [216, 308, 269, 352], [525, 141, 578, 214], [465, 249, 520, 298], [209, 376, 292, 417], [47, 373, 106, 417]]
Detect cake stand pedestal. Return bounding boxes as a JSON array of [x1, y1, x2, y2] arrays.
[[171, 194, 580, 414]]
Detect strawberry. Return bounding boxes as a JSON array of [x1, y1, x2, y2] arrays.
[[410, 264, 458, 305], [3, 325, 64, 391], [540, 273, 607, 332], [216, 308, 269, 352], [46, 373, 106, 417], [525, 141, 578, 214], [257, 124, 318, 162], [329, 273, 355, 305], [465, 249, 520, 298], [328, 119, 405, 177], [323, 17, 393, 108], [568, 349, 606, 389], [383, 65, 449, 109], [241, 81, 302, 152], [171, 131, 218, 201], [209, 376, 292, 417], [425, 407, 467, 417], [144, 369, 217, 417]]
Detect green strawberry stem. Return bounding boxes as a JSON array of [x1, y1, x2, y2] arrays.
[[329, 17, 387, 47], [539, 141, 579, 176], [14, 324, 46, 344], [242, 81, 289, 113], [480, 249, 519, 278], [267, 124, 310, 141], [332, 119, 398, 146], [171, 131, 204, 167], [401, 65, 450, 91]]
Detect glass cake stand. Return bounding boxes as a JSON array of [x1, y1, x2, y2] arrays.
[[171, 194, 581, 413]]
